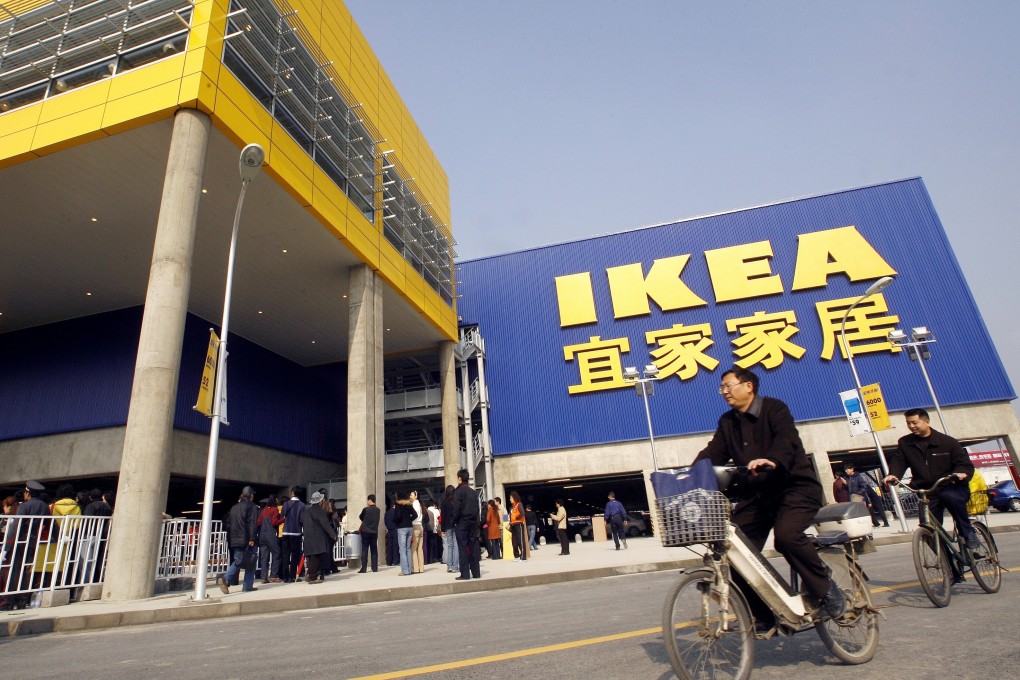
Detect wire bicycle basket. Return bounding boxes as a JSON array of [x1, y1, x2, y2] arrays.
[[656, 489, 731, 547]]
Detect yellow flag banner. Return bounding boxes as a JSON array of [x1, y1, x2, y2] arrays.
[[860, 383, 891, 432], [194, 330, 220, 417]]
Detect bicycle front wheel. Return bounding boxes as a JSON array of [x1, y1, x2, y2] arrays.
[[662, 570, 754, 680], [912, 527, 951, 607], [815, 556, 879, 664], [970, 522, 1001, 593]]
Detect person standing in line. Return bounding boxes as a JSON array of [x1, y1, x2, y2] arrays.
[[427, 500, 443, 564], [257, 494, 285, 583], [357, 494, 381, 574], [384, 496, 399, 566], [451, 469, 481, 580], [439, 485, 459, 574], [393, 490, 417, 576], [604, 491, 628, 550], [552, 499, 569, 556], [302, 491, 337, 584], [409, 490, 425, 573], [217, 485, 259, 594], [509, 491, 527, 561], [280, 486, 306, 583], [694, 366, 844, 625], [832, 471, 850, 503], [524, 503, 539, 551], [485, 500, 502, 560]]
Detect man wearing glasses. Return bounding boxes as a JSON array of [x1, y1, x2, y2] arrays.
[[694, 367, 845, 626]]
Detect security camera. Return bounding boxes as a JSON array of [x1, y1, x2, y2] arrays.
[[238, 143, 265, 182]]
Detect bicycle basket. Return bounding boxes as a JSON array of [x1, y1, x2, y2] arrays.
[[656, 489, 730, 547]]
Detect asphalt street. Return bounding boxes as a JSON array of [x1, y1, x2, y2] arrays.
[[3, 534, 1018, 680]]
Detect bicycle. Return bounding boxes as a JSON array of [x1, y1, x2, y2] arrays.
[[658, 467, 879, 680], [892, 476, 1001, 607]]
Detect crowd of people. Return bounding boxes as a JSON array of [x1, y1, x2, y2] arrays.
[[1, 481, 115, 610]]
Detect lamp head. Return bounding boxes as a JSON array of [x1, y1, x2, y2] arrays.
[[239, 143, 265, 182], [622, 366, 638, 381], [888, 329, 908, 345], [864, 276, 894, 297], [643, 364, 660, 379], [910, 326, 934, 343]]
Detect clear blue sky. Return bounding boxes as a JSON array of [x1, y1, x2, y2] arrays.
[[346, 1, 1020, 411]]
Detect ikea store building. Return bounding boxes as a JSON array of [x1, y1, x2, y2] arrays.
[[1, 0, 1018, 600]]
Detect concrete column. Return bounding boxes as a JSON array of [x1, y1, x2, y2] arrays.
[[440, 340, 460, 487], [102, 109, 211, 601], [346, 265, 385, 535]]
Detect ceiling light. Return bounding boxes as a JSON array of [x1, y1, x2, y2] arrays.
[[311, 340, 316, 344], [282, 249, 288, 253], [90, 217, 98, 222], [257, 310, 263, 315], [201, 188, 208, 194], [85, 292, 92, 296]]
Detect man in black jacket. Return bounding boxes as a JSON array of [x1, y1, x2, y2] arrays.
[[695, 367, 844, 622], [217, 485, 258, 594], [450, 469, 481, 580], [884, 408, 982, 575], [357, 494, 381, 573]]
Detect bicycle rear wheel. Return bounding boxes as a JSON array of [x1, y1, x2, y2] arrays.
[[815, 554, 879, 664], [970, 522, 1001, 593], [662, 569, 753, 680], [912, 527, 951, 607]]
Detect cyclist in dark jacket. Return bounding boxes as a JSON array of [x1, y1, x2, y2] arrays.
[[884, 408, 981, 574]]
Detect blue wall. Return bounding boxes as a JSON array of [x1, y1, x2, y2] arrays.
[[0, 307, 346, 462], [457, 178, 1014, 456]]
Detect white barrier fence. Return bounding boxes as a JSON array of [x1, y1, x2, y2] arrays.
[[2, 516, 360, 607], [1, 515, 111, 601]]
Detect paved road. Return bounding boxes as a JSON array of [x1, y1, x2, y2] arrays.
[[4, 534, 1018, 679]]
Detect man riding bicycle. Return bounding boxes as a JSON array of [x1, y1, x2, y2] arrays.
[[694, 366, 845, 624], [883, 408, 984, 578]]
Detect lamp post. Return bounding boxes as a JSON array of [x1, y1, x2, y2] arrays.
[[193, 143, 265, 601], [838, 276, 909, 532], [623, 364, 661, 471], [888, 327, 948, 433]]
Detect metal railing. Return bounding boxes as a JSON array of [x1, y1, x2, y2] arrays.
[[385, 447, 447, 473], [1, 514, 111, 599], [156, 518, 229, 580]]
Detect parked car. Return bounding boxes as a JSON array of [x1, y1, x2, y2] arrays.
[[578, 512, 649, 539], [987, 480, 1020, 512]]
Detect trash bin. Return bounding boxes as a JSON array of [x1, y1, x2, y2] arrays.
[[344, 532, 362, 561]]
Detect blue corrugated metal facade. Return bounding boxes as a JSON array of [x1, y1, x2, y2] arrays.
[[0, 307, 346, 461], [456, 178, 1015, 456]]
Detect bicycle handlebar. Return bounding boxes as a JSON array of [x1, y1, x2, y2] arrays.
[[888, 474, 959, 496]]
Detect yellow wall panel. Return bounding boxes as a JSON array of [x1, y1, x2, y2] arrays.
[[38, 81, 112, 124], [377, 243, 407, 292], [309, 184, 348, 240], [101, 80, 180, 134], [31, 106, 107, 155], [108, 55, 186, 102], [210, 92, 271, 152], [0, 128, 38, 168], [179, 72, 217, 113], [0, 101, 42, 136], [345, 213, 380, 267], [266, 138, 313, 207], [214, 71, 274, 136]]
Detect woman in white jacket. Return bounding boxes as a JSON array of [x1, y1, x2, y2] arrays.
[[410, 490, 425, 573]]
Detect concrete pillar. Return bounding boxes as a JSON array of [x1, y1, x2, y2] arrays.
[[102, 109, 211, 601], [346, 265, 385, 534], [440, 340, 460, 487]]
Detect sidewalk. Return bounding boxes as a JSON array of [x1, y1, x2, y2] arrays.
[[4, 511, 1018, 638]]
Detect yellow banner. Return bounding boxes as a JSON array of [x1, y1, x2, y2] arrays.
[[194, 330, 219, 417], [860, 383, 891, 431]]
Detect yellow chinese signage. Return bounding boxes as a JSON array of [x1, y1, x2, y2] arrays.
[[194, 330, 219, 417], [860, 383, 891, 432]]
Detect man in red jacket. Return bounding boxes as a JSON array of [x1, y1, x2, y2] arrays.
[[257, 494, 285, 583]]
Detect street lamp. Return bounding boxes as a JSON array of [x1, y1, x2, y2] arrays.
[[623, 364, 661, 471], [838, 276, 909, 532], [194, 143, 265, 601], [888, 326, 948, 433]]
